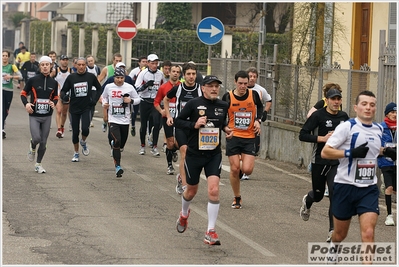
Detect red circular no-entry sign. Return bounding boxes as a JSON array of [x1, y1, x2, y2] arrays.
[[116, 19, 137, 40]]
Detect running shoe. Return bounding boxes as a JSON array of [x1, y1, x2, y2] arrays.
[[102, 122, 107, 133], [56, 128, 63, 138], [35, 163, 46, 173], [139, 146, 145, 155], [162, 143, 167, 153], [326, 230, 333, 242], [2, 130, 5, 139], [90, 122, 94, 127], [61, 127, 65, 138], [27, 145, 35, 162], [72, 152, 79, 162], [151, 147, 160, 157], [80, 139, 90, 156], [240, 173, 250, 180], [115, 165, 124, 178], [176, 209, 190, 233], [69, 123, 72, 131], [324, 187, 329, 197], [176, 174, 184, 195], [172, 151, 178, 162], [231, 196, 242, 209], [204, 229, 221, 245], [131, 126, 136, 136], [167, 165, 175, 175], [300, 194, 310, 221], [385, 215, 395, 226]]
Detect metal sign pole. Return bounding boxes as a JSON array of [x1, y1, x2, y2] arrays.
[[207, 45, 212, 75]]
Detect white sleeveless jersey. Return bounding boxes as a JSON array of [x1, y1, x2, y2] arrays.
[[326, 118, 383, 187], [55, 67, 72, 90], [102, 82, 140, 125], [175, 83, 202, 118], [86, 65, 99, 77]]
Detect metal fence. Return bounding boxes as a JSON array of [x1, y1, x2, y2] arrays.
[[210, 32, 396, 126]]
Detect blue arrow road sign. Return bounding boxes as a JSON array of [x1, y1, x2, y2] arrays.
[[197, 17, 225, 45]]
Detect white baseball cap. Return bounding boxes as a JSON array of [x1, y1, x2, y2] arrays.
[[115, 62, 126, 68], [147, 54, 159, 62]]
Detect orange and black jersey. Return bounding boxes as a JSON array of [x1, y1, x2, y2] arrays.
[[20, 73, 58, 117], [222, 89, 263, 139]]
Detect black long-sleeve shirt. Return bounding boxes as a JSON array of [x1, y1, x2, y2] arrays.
[[299, 107, 349, 165], [60, 71, 102, 115], [20, 73, 58, 117]]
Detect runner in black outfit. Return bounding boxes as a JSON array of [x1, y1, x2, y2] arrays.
[[60, 57, 102, 162], [174, 75, 233, 246], [21, 56, 58, 173]]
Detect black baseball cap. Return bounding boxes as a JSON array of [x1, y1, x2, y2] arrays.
[[202, 75, 222, 85], [60, 55, 69, 60], [326, 88, 342, 98]]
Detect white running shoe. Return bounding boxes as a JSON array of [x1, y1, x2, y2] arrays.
[[300, 194, 310, 221], [27, 145, 35, 162], [80, 139, 90, 156], [139, 147, 145, 155], [324, 187, 329, 197], [35, 163, 46, 173], [385, 214, 395, 226], [167, 165, 175, 175], [72, 153, 79, 162], [240, 173, 249, 180], [176, 174, 184, 195], [326, 230, 333, 242], [151, 147, 160, 157]]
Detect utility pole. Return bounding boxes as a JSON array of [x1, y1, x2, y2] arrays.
[[257, 3, 266, 71]]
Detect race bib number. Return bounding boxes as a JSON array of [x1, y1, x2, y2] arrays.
[[198, 127, 219, 150], [169, 102, 176, 118], [354, 159, 376, 184], [27, 71, 36, 79], [74, 82, 88, 97], [35, 98, 51, 114], [2, 73, 10, 84], [111, 103, 125, 117], [234, 112, 252, 130]]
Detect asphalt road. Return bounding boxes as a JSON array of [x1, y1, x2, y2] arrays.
[[2, 91, 397, 265]]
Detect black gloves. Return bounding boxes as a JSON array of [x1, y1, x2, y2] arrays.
[[383, 147, 397, 161], [144, 80, 154, 88], [137, 80, 155, 92], [345, 142, 369, 158], [261, 110, 268, 122], [62, 92, 70, 103]]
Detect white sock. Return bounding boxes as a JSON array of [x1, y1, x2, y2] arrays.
[[207, 201, 220, 231], [181, 196, 191, 217]]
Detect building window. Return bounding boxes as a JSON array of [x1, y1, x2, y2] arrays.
[[106, 3, 135, 24]]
